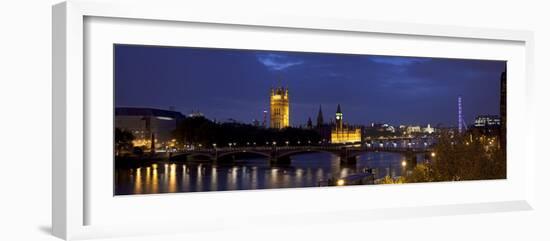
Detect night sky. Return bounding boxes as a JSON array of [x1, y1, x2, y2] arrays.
[[114, 44, 505, 127]]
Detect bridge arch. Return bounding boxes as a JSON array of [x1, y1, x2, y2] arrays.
[[187, 153, 215, 160], [170, 153, 189, 160], [276, 149, 341, 160], [216, 150, 271, 160]]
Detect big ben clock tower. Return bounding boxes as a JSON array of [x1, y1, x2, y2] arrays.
[[335, 104, 343, 129]]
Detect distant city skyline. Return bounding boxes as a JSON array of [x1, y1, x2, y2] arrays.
[[114, 44, 506, 127]]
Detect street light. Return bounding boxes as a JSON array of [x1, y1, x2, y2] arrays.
[[401, 160, 407, 167], [431, 152, 436, 157]]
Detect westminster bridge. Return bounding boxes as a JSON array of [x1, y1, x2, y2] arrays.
[[167, 145, 433, 165]]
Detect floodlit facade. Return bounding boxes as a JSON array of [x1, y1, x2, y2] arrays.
[[115, 107, 184, 151], [473, 115, 501, 135], [406, 125, 422, 134], [270, 86, 290, 129], [330, 104, 361, 144], [423, 124, 435, 134], [474, 115, 501, 127]]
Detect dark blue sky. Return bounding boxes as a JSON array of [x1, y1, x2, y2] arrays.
[[114, 44, 505, 127]]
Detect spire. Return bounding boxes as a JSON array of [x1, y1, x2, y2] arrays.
[[336, 104, 342, 113], [316, 105, 324, 127]]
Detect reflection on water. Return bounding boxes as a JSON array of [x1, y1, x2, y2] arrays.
[[115, 152, 419, 195]]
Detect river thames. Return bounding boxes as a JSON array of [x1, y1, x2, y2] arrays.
[[115, 152, 426, 195]]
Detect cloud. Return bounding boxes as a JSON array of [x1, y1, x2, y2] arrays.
[[369, 56, 431, 66], [256, 53, 304, 71]]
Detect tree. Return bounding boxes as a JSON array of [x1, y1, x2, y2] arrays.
[[378, 175, 405, 184], [398, 128, 506, 184], [172, 116, 322, 148], [405, 164, 434, 183], [405, 130, 506, 183], [115, 128, 134, 156]]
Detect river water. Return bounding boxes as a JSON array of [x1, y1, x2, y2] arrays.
[[115, 152, 419, 195]]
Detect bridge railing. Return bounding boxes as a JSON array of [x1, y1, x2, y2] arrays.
[[172, 145, 431, 154]]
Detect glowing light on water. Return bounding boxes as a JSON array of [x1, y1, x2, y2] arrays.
[[296, 168, 303, 178], [134, 168, 142, 194], [152, 166, 158, 193], [119, 152, 419, 194], [210, 166, 217, 191], [168, 164, 177, 192], [146, 167, 151, 177]]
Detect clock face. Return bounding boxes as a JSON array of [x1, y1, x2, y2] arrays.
[[336, 116, 341, 120]]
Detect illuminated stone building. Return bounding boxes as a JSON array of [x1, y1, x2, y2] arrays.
[[330, 104, 361, 144], [473, 115, 501, 135], [115, 107, 184, 152], [270, 86, 290, 129]]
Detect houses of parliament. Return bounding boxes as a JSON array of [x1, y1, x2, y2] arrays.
[[269, 86, 290, 129], [269, 86, 361, 144]]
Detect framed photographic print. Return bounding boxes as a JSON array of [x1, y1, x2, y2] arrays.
[[113, 44, 506, 195], [53, 0, 535, 240]]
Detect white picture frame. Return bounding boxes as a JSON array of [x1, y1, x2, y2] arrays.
[[52, 0, 535, 240]]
